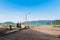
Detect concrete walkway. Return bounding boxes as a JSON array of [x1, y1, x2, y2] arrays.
[[0, 29, 60, 40]]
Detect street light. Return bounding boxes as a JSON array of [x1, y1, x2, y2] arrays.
[[25, 12, 31, 28]]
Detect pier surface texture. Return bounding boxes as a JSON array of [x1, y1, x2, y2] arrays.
[[0, 26, 60, 40]]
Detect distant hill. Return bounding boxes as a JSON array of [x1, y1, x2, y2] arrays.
[[0, 23, 2, 25], [47, 20, 60, 25], [22, 20, 53, 26], [4, 22, 15, 25], [0, 20, 54, 25]]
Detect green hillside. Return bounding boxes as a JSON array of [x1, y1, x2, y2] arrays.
[[4, 22, 15, 25], [47, 20, 60, 25]]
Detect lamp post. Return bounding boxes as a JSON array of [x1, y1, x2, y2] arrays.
[[25, 12, 31, 28]]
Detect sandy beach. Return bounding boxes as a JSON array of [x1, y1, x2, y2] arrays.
[[0, 26, 60, 40]]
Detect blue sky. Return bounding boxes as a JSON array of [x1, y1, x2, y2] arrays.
[[0, 0, 60, 23]]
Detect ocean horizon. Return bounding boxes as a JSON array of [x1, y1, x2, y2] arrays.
[[22, 20, 54, 26], [0, 20, 56, 26]]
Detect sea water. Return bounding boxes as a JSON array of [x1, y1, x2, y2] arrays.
[[22, 20, 53, 26]]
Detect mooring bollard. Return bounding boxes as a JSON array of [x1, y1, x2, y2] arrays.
[[10, 25, 12, 30]]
